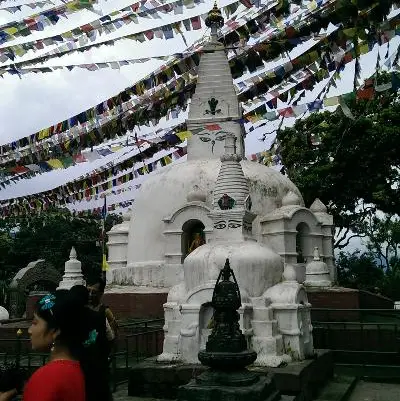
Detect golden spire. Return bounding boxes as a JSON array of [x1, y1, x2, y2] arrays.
[[205, 1, 224, 37]]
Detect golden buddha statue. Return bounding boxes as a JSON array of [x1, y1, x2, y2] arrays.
[[188, 232, 205, 254]]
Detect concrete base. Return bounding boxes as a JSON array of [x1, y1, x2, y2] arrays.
[[128, 350, 333, 401]]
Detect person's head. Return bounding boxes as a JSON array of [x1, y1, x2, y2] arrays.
[[70, 285, 89, 307], [87, 277, 106, 307], [29, 290, 90, 354]]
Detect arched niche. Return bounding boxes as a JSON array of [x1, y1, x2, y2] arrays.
[[296, 222, 310, 263], [8, 260, 61, 318], [162, 202, 213, 265], [181, 219, 206, 262], [199, 301, 214, 350]]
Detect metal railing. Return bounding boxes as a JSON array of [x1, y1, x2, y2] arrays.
[[109, 323, 164, 391], [311, 308, 400, 323], [0, 320, 165, 393], [311, 308, 400, 377]]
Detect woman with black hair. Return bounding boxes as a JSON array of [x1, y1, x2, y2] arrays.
[[0, 290, 100, 401]]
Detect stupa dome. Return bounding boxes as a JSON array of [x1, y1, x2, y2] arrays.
[[183, 241, 283, 300], [126, 159, 304, 268]]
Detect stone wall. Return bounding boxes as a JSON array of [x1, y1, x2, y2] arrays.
[[26, 292, 168, 320], [102, 292, 168, 320], [309, 288, 394, 322]]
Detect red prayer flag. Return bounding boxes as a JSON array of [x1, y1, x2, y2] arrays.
[[205, 124, 221, 131], [239, 0, 252, 7], [190, 16, 201, 30], [278, 107, 295, 118]]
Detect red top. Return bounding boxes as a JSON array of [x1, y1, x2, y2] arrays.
[[23, 359, 85, 401]]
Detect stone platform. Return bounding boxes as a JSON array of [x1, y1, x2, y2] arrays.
[[128, 350, 333, 401], [179, 373, 281, 401]]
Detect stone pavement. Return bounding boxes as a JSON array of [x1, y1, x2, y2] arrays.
[[348, 381, 400, 401], [112, 384, 169, 401]]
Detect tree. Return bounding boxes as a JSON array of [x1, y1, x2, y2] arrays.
[[277, 73, 400, 248], [336, 250, 384, 292], [0, 208, 123, 293]]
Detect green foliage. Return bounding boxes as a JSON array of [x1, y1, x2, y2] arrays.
[[336, 249, 400, 300], [336, 251, 384, 292], [277, 72, 400, 248], [0, 208, 123, 303]]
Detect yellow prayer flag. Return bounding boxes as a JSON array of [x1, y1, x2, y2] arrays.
[[343, 28, 357, 38], [4, 27, 18, 35], [323, 96, 339, 107], [38, 128, 50, 140], [359, 43, 369, 55], [62, 31, 74, 39], [164, 156, 173, 165], [176, 131, 192, 141], [102, 254, 109, 271], [14, 47, 26, 57], [46, 159, 64, 169], [308, 0, 317, 10]]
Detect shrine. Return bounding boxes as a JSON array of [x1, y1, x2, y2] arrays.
[[106, 4, 336, 314]]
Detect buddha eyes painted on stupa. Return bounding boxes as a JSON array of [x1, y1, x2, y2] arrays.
[[198, 131, 227, 153], [213, 220, 242, 229], [227, 220, 241, 229], [214, 221, 226, 229]]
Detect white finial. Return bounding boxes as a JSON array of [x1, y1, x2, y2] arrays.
[[313, 247, 320, 261], [70, 247, 77, 259], [187, 185, 207, 203], [310, 198, 327, 213]]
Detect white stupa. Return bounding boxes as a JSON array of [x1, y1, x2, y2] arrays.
[[58, 247, 85, 290], [106, 3, 335, 299]]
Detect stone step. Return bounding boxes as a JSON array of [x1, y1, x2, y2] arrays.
[[314, 375, 357, 401]]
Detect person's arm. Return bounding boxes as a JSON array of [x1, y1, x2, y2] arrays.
[[105, 307, 118, 338], [105, 316, 115, 341], [0, 389, 17, 401]]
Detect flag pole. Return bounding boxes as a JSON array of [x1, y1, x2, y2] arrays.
[[101, 195, 109, 281]]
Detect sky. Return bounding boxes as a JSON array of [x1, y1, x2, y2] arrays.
[[0, 0, 398, 249]]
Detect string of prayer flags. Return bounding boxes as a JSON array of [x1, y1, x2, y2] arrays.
[[244, 71, 398, 127], [1, 0, 397, 172], [0, 0, 99, 46], [0, 0, 241, 64], [0, 0, 56, 13], [0, 136, 189, 217], [0, 0, 332, 164]]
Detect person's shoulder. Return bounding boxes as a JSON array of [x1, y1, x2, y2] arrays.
[[25, 361, 81, 392], [42, 360, 82, 375]]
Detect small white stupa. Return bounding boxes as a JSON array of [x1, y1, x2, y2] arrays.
[[0, 306, 9, 323], [58, 247, 85, 290], [158, 133, 314, 366], [305, 247, 332, 287]]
